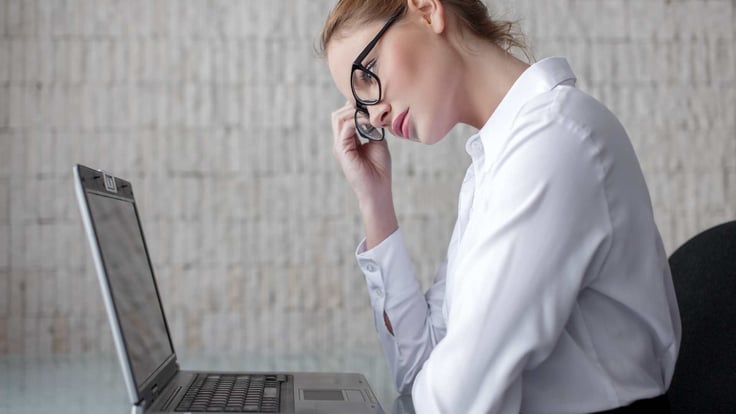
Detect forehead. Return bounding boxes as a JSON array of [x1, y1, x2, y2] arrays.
[[326, 21, 387, 100]]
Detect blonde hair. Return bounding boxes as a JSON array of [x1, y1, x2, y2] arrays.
[[319, 0, 529, 59]]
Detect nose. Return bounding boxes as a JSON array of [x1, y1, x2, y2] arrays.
[[367, 101, 391, 129]]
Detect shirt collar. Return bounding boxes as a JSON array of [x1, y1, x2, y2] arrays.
[[466, 57, 577, 165]]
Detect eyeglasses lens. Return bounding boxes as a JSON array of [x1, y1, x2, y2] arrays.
[[351, 68, 381, 105], [354, 109, 384, 141]]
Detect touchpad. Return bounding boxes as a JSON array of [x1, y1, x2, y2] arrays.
[[302, 389, 345, 401], [301, 389, 366, 402]]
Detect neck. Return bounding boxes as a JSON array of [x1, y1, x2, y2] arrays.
[[453, 39, 530, 130]]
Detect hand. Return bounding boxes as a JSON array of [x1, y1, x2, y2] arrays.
[[331, 102, 392, 206], [331, 102, 398, 248]]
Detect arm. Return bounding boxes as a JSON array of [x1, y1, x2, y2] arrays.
[[357, 229, 447, 393], [412, 115, 612, 413], [331, 102, 447, 392]]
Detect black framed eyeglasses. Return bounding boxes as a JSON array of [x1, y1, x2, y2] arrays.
[[351, 9, 403, 141]]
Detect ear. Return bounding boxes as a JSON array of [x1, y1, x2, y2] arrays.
[[407, 0, 446, 34]]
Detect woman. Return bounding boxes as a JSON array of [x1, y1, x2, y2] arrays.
[[321, 0, 681, 413]]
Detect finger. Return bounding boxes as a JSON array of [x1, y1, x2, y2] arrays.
[[337, 118, 360, 155], [332, 108, 359, 148], [331, 105, 354, 140]]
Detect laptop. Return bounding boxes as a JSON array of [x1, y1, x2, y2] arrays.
[[74, 164, 384, 414]]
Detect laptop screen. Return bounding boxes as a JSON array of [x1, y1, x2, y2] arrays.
[[86, 190, 174, 388]]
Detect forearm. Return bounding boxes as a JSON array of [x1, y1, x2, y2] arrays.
[[356, 229, 447, 393], [358, 194, 398, 250], [359, 191, 398, 333]]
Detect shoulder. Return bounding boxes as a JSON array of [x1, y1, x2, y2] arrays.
[[492, 87, 611, 176], [514, 85, 625, 142], [473, 85, 631, 222], [496, 85, 633, 181]]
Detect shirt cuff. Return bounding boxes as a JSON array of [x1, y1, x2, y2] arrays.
[[355, 228, 420, 302]]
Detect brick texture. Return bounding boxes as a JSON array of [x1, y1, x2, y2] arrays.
[[0, 0, 734, 356]]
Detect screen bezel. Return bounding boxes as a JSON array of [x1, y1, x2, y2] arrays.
[[74, 164, 179, 405]]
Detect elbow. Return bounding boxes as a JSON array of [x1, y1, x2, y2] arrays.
[[391, 351, 427, 394], [388, 347, 421, 394], [395, 373, 415, 395], [390, 324, 440, 394]]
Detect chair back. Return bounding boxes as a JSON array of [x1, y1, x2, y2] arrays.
[[667, 220, 736, 413]]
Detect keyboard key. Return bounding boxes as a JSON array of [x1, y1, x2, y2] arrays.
[[264, 387, 278, 398], [176, 374, 280, 412]]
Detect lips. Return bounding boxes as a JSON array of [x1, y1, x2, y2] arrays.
[[392, 109, 409, 139]]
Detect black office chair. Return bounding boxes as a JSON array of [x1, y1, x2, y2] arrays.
[[666, 220, 736, 413]]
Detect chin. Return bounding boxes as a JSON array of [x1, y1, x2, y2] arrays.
[[416, 127, 451, 145], [410, 115, 454, 144]]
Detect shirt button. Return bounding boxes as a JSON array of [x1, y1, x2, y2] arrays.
[[374, 288, 384, 298], [365, 263, 377, 273]]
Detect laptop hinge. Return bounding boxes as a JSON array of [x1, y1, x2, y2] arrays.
[[131, 399, 146, 414], [161, 385, 183, 411], [139, 355, 179, 409]]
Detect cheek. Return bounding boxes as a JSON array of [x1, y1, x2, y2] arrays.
[[413, 69, 459, 144], [385, 43, 420, 91], [385, 37, 458, 143]]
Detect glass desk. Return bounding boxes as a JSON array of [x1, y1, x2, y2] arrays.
[[0, 352, 415, 414]]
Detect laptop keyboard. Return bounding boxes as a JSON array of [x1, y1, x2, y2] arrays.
[[175, 374, 284, 412]]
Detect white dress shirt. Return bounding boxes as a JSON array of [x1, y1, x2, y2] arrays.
[[355, 57, 681, 414]]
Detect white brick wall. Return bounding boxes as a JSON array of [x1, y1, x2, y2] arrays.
[[0, 0, 734, 356]]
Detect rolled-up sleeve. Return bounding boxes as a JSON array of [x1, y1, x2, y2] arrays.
[[356, 229, 447, 393]]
